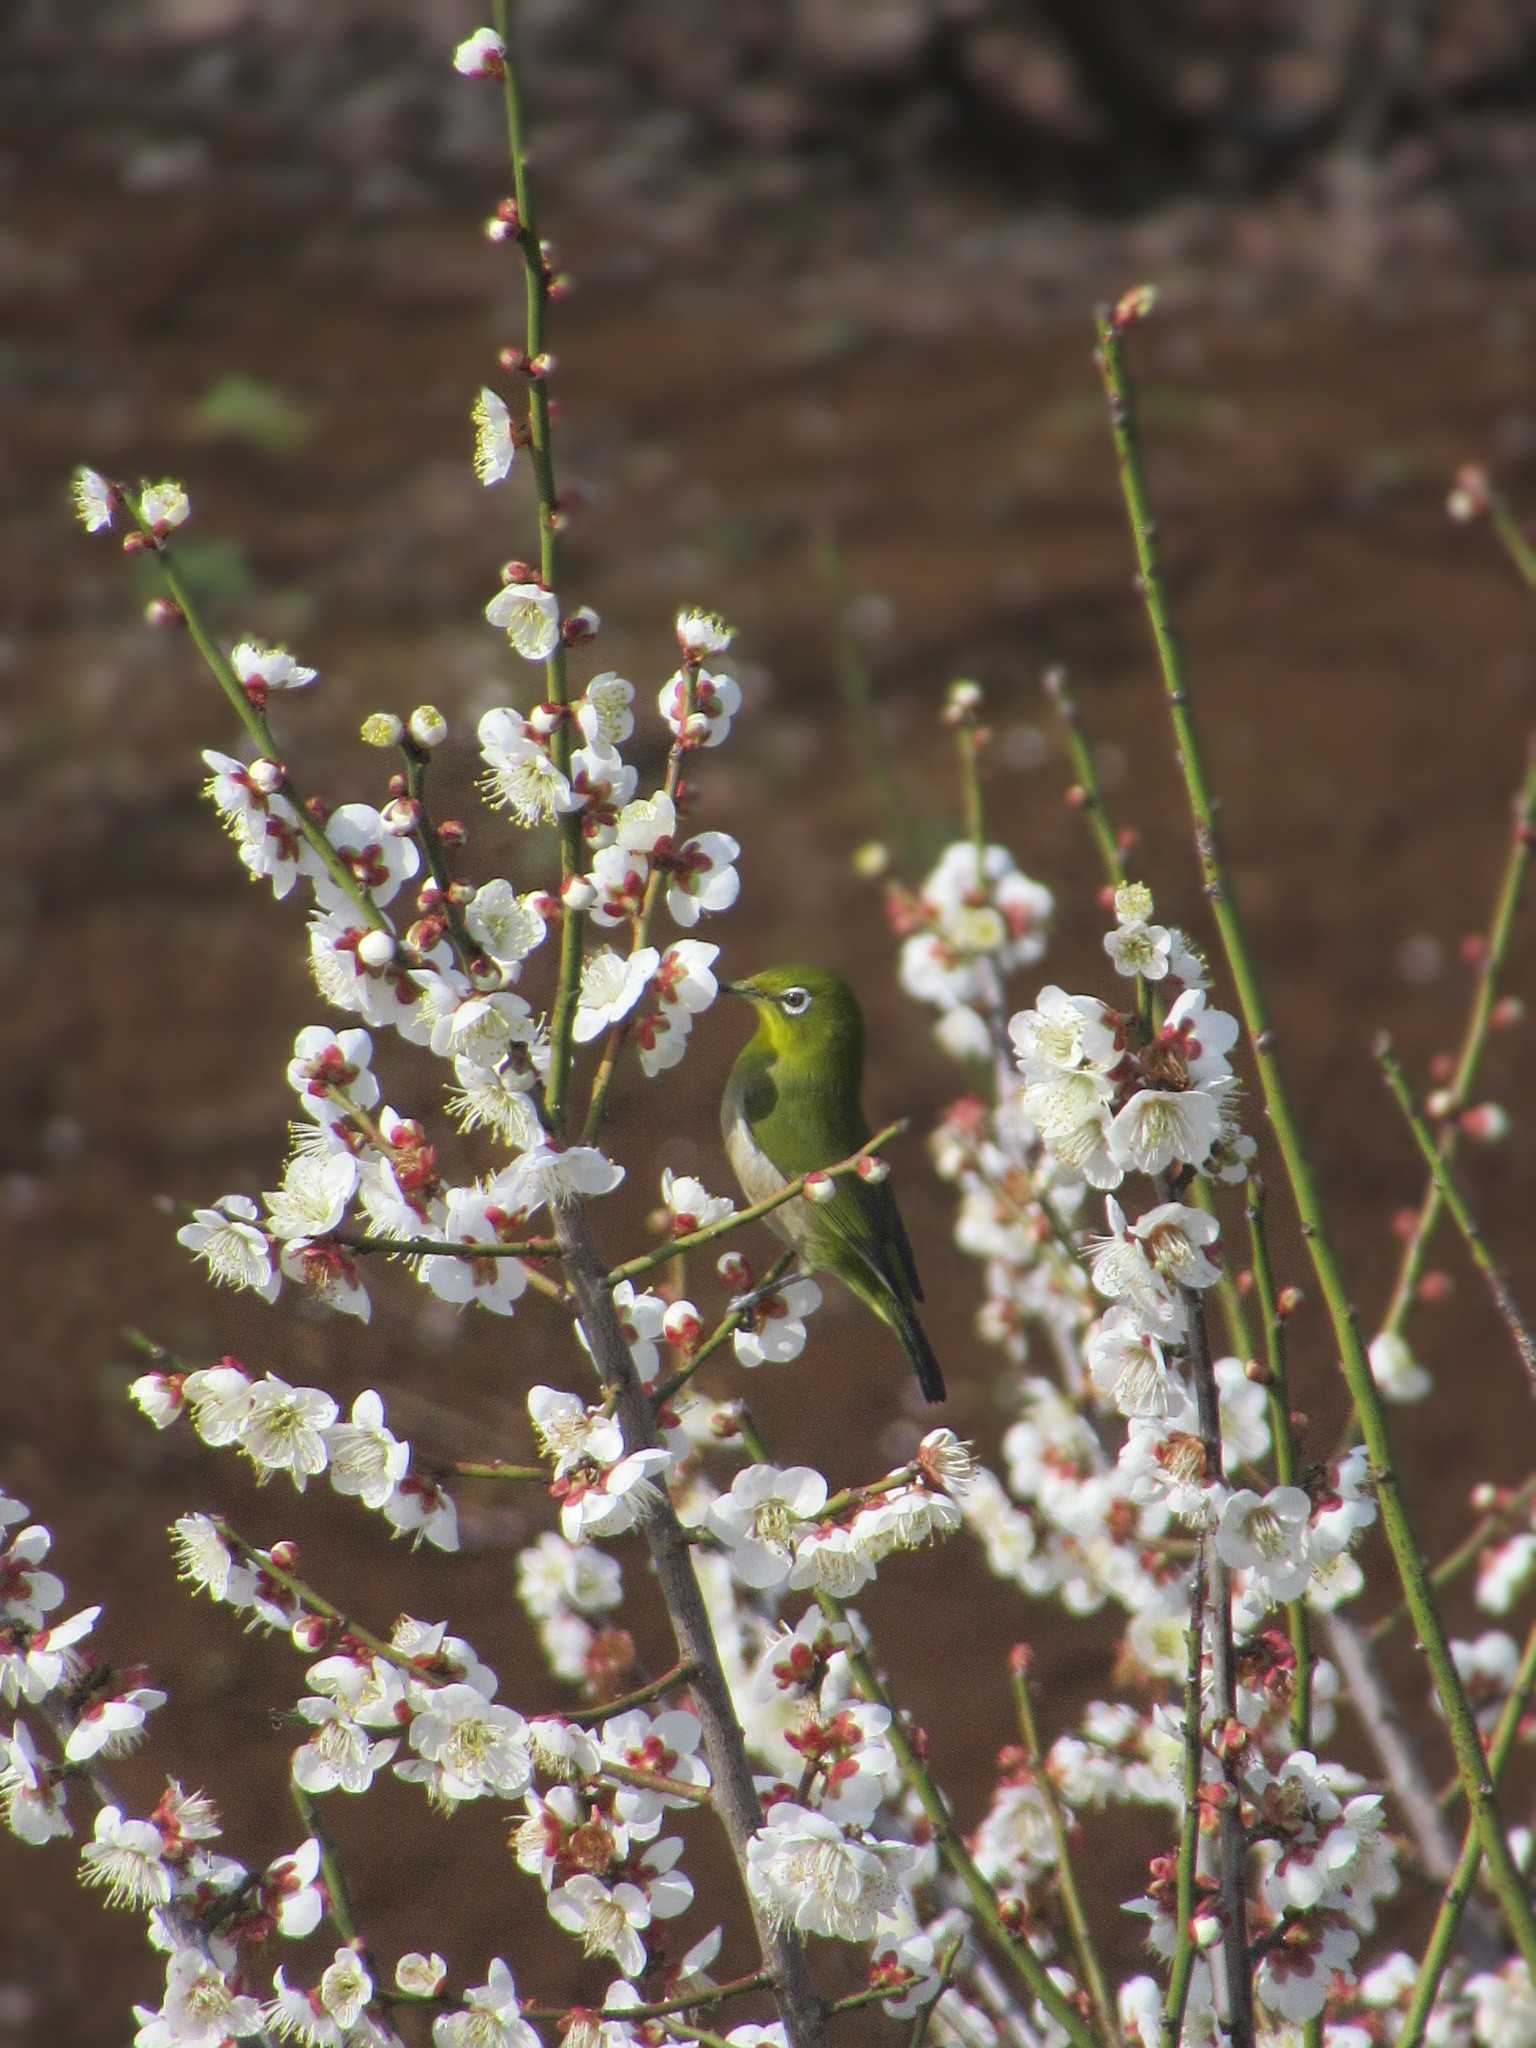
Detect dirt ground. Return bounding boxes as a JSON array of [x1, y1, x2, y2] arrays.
[[7, 7, 1536, 2043]]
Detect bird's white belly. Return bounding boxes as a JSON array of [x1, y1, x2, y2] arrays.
[[725, 1110, 821, 1262]]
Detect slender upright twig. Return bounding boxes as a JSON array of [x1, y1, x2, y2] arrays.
[[1094, 301, 1536, 1975]]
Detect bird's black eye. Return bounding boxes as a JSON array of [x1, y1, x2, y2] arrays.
[[780, 986, 812, 1016]]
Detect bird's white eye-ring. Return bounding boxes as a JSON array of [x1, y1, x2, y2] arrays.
[[780, 986, 812, 1016]]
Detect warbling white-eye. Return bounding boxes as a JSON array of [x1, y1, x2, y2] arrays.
[[720, 964, 945, 1403]]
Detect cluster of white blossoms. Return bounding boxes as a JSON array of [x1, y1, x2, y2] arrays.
[[137, 1368, 459, 1551], [892, 840, 1055, 1061]]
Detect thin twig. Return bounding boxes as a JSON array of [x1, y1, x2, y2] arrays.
[[1375, 1034, 1536, 1395]]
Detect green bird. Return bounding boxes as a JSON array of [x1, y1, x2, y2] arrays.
[[720, 964, 945, 1404]]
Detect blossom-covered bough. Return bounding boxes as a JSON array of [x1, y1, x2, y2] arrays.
[[17, 19, 1536, 2048]]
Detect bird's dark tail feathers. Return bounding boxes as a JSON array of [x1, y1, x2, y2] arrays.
[[893, 1299, 946, 1404]]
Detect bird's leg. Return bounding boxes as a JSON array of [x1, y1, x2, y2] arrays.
[[728, 1261, 802, 1317]]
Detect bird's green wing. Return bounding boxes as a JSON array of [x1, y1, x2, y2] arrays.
[[747, 1060, 923, 1310]]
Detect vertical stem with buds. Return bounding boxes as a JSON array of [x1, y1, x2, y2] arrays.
[[1096, 300, 1536, 1975], [492, 0, 583, 1133]]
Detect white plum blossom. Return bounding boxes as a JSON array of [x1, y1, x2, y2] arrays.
[[485, 582, 560, 660], [0, 1602, 98, 1706], [314, 802, 419, 914], [576, 672, 636, 752], [575, 947, 659, 1042], [502, 1141, 624, 1213], [287, 1025, 379, 1123], [418, 1186, 533, 1317], [240, 1376, 338, 1489], [263, 1151, 358, 1242], [1086, 1305, 1171, 1417], [176, 1196, 280, 1302], [665, 833, 739, 927], [202, 750, 315, 899], [1368, 1329, 1432, 1403], [291, 1693, 398, 1796], [78, 1805, 173, 1910], [138, 478, 190, 531], [1216, 1487, 1314, 1605], [397, 1954, 448, 1997], [230, 641, 317, 693], [528, 1386, 624, 1478], [560, 1449, 673, 1542], [0, 1720, 71, 1843], [707, 1466, 828, 1589], [383, 1474, 460, 1553], [452, 27, 505, 76], [399, 1685, 533, 1808], [472, 387, 515, 484], [658, 665, 742, 747], [136, 1948, 264, 2046], [169, 1513, 256, 1608], [656, 1172, 731, 1241], [789, 1523, 874, 1598], [676, 608, 733, 656], [733, 1275, 822, 1370], [72, 465, 115, 531], [464, 880, 546, 975], [548, 1873, 654, 1977], [1010, 986, 1121, 1081], [478, 707, 577, 825], [746, 1802, 914, 1940], [433, 1960, 538, 2048], [324, 1391, 409, 1509]]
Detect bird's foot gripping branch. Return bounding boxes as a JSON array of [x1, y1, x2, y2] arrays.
[[17, 24, 1536, 2048]]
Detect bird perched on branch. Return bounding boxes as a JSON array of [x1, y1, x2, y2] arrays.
[[720, 964, 945, 1403]]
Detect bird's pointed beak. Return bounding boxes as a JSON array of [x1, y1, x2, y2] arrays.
[[721, 980, 754, 998]]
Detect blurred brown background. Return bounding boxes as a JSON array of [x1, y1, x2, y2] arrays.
[[7, 1, 1536, 2040]]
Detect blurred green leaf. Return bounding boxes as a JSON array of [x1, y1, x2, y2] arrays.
[[129, 537, 252, 607], [189, 373, 317, 457]]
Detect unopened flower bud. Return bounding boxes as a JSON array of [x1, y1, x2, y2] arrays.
[[717, 1252, 752, 1292], [269, 1540, 299, 1571], [408, 704, 447, 749], [1244, 1357, 1271, 1386], [495, 198, 520, 229], [683, 711, 712, 743], [527, 352, 556, 379], [662, 1300, 703, 1350], [709, 1407, 742, 1439], [382, 797, 420, 837], [1191, 1907, 1224, 1950], [145, 597, 183, 627], [485, 215, 514, 243], [1460, 1102, 1510, 1142], [548, 273, 575, 302], [948, 677, 983, 712], [500, 558, 535, 586], [294, 1614, 330, 1652], [528, 702, 563, 735], [855, 1154, 890, 1184], [1460, 932, 1489, 966], [802, 1171, 836, 1205], [1492, 995, 1525, 1030], [1276, 1286, 1305, 1319], [407, 916, 446, 952], [1470, 1481, 1502, 1512], [438, 818, 467, 848], [1417, 1271, 1454, 1304], [248, 758, 285, 795], [1447, 464, 1490, 522], [357, 929, 397, 968], [1425, 1088, 1456, 1119], [446, 880, 476, 907], [563, 606, 599, 643], [498, 346, 527, 374], [360, 711, 404, 747], [562, 872, 597, 912], [1113, 283, 1158, 328]]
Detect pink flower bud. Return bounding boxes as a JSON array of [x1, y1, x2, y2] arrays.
[[662, 1300, 703, 1350], [528, 703, 562, 735], [357, 929, 397, 969], [248, 758, 285, 795], [381, 798, 421, 837], [1460, 1102, 1510, 1142], [855, 1155, 889, 1184], [562, 873, 597, 913], [802, 1171, 836, 1205]]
